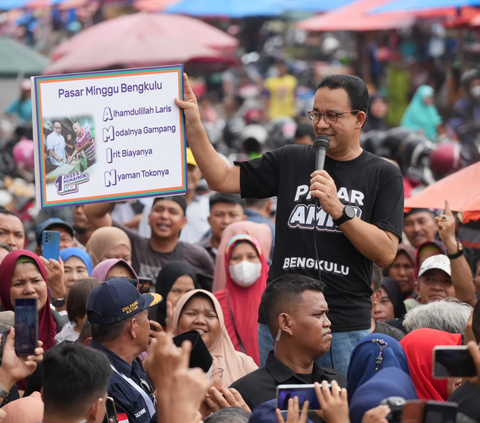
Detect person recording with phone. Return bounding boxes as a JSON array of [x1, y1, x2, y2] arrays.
[[177, 73, 404, 374], [0, 250, 57, 391], [228, 275, 345, 412]]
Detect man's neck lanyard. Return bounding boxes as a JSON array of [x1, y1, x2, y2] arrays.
[[110, 365, 156, 418]]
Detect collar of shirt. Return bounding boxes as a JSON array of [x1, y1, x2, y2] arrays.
[[265, 351, 334, 384], [90, 340, 133, 378]]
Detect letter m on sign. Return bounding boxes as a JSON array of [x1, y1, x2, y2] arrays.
[[104, 169, 117, 187], [103, 126, 115, 142]]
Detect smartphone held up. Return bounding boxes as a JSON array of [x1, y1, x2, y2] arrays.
[[14, 298, 38, 356]]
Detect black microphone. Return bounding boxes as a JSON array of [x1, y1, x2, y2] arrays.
[[314, 135, 331, 171]]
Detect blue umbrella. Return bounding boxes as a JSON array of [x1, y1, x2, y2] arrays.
[[286, 0, 357, 12], [165, 0, 289, 17], [0, 0, 30, 10], [372, 0, 479, 12]]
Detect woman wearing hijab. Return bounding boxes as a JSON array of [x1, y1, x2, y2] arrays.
[[212, 221, 272, 293], [0, 250, 57, 389], [155, 260, 200, 329], [86, 227, 132, 267], [372, 277, 407, 322], [400, 85, 442, 141], [349, 367, 417, 423], [400, 328, 462, 401], [91, 258, 139, 286], [215, 234, 268, 365], [59, 248, 93, 292], [174, 289, 258, 387], [363, 93, 389, 133], [385, 243, 416, 299], [347, 333, 410, 401]]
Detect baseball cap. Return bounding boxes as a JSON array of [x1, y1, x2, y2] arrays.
[[86, 278, 162, 325], [186, 148, 197, 167], [418, 255, 451, 279], [152, 195, 187, 215], [36, 218, 74, 246]]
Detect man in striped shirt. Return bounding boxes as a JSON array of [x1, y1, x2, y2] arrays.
[[67, 122, 96, 167]]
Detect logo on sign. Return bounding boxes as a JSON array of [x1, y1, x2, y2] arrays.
[[55, 171, 89, 196]]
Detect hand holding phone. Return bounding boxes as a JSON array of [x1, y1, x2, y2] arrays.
[[15, 298, 38, 356], [433, 346, 477, 379], [314, 381, 349, 423], [277, 384, 322, 411], [103, 397, 118, 423], [41, 231, 60, 261], [275, 396, 309, 423]]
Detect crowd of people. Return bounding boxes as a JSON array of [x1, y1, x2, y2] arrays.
[[0, 68, 478, 423]]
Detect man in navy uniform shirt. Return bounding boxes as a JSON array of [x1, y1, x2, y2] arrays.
[[87, 278, 162, 423]]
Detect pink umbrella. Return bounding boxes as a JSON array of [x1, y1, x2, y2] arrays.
[[44, 31, 225, 74], [51, 12, 238, 62], [135, 0, 179, 12]]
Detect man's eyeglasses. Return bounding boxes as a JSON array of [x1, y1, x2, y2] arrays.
[[307, 110, 360, 125]]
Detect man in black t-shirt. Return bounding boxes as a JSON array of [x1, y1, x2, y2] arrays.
[[176, 73, 404, 375]]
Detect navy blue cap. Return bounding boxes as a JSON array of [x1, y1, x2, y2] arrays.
[[35, 218, 74, 246], [86, 278, 162, 325]]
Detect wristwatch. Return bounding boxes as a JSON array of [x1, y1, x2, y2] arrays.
[[446, 242, 464, 260], [51, 296, 66, 307], [333, 205, 356, 227], [0, 385, 9, 400]]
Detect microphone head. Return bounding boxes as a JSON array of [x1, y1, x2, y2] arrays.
[[314, 135, 331, 151]]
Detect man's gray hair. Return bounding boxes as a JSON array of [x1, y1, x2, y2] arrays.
[[403, 298, 472, 335], [204, 407, 250, 423]]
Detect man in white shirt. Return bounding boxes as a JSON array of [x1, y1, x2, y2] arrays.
[[45, 121, 66, 173]]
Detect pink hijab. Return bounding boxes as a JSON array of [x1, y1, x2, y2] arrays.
[[173, 289, 258, 387], [212, 221, 272, 292]]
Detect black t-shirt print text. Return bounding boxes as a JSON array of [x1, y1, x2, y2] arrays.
[[237, 145, 404, 332]]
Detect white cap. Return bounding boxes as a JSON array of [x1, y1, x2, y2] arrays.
[[418, 255, 451, 278]]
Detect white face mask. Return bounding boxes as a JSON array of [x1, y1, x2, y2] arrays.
[[229, 261, 262, 287], [471, 86, 480, 98]]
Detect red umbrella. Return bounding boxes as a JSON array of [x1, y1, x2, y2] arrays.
[[50, 12, 238, 62], [44, 31, 225, 74], [296, 0, 415, 31], [404, 161, 480, 223]]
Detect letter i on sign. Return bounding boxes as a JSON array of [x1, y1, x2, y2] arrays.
[[106, 148, 113, 164]]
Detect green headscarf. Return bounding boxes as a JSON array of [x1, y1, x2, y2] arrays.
[[400, 85, 442, 142]]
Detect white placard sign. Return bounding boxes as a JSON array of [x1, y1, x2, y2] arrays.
[[32, 65, 187, 208]]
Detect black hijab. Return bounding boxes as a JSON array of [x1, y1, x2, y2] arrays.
[[363, 92, 389, 133], [382, 277, 407, 318], [155, 260, 200, 326]]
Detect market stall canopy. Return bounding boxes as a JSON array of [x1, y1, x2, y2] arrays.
[[0, 37, 49, 76], [164, 0, 288, 17], [51, 12, 237, 63], [45, 11, 236, 73], [469, 11, 480, 24], [372, 0, 480, 13], [296, 0, 415, 31], [405, 161, 480, 223]]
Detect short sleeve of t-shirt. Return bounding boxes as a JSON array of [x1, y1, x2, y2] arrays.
[[236, 148, 283, 199], [370, 163, 404, 241]]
